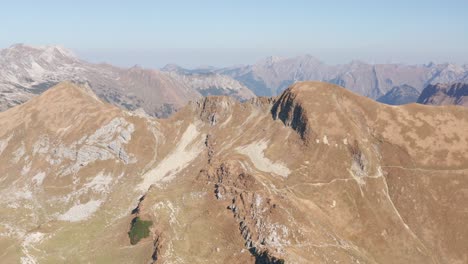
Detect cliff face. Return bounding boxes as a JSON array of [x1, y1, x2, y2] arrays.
[[0, 81, 467, 263], [417, 83, 468, 107]]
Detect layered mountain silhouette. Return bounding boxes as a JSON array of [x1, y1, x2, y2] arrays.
[[0, 81, 466, 263], [217, 56, 468, 98], [2, 44, 468, 118], [0, 44, 254, 117]]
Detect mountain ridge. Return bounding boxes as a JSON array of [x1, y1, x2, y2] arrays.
[[2, 43, 468, 116], [216, 55, 468, 98], [0, 81, 466, 263], [0, 44, 255, 117]]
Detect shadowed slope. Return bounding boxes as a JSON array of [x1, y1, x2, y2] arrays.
[[418, 83, 468, 106]]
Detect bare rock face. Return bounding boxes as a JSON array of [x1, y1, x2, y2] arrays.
[[417, 83, 468, 106], [202, 162, 286, 262], [271, 87, 310, 141], [0, 81, 467, 263]]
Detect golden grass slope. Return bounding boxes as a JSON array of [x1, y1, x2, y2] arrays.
[[0, 81, 466, 263]]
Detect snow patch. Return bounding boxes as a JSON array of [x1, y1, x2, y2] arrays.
[[21, 161, 32, 176], [26, 61, 45, 79], [83, 172, 113, 193], [236, 140, 290, 177], [138, 124, 203, 191], [343, 138, 348, 145], [32, 136, 49, 155], [254, 194, 263, 207], [32, 172, 46, 186], [0, 134, 13, 156], [15, 189, 33, 200], [21, 232, 45, 264], [323, 135, 329, 145], [57, 200, 102, 222], [12, 142, 26, 163]]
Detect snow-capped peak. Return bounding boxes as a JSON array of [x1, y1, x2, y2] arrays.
[[2, 43, 77, 61]]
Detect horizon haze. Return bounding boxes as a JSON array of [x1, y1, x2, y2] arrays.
[[2, 0, 468, 68]]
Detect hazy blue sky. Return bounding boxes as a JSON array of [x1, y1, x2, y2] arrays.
[[1, 0, 467, 67]]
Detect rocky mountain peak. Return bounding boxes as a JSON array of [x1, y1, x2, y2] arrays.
[[40, 81, 100, 103], [193, 96, 238, 125], [273, 81, 376, 143], [271, 83, 311, 141], [2, 82, 111, 132], [161, 63, 185, 73], [1, 43, 77, 62], [261, 55, 283, 65]]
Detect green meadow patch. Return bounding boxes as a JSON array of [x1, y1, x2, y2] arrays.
[[128, 217, 153, 245]]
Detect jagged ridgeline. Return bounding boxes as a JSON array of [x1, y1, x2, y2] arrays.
[[0, 81, 467, 263]]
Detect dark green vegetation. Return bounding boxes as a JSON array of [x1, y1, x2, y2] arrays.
[[250, 248, 285, 264], [128, 217, 153, 245]]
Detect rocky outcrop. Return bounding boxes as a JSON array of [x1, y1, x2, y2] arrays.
[[417, 83, 468, 106], [196, 96, 236, 126], [201, 162, 287, 262], [271, 87, 310, 142]]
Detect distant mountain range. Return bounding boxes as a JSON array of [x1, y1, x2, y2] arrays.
[[161, 55, 468, 105], [215, 55, 468, 99], [1, 44, 468, 116], [0, 44, 254, 117]]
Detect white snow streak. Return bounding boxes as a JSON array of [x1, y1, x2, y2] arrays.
[[236, 140, 290, 177], [57, 200, 102, 222], [138, 124, 203, 191]]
